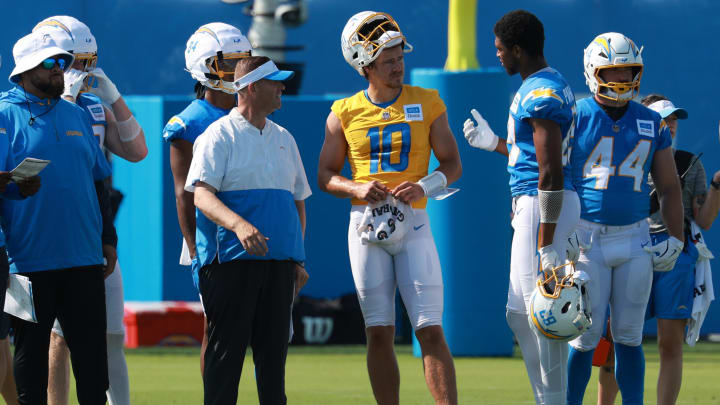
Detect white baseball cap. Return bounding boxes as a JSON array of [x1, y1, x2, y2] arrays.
[[9, 31, 74, 84], [647, 99, 688, 120]]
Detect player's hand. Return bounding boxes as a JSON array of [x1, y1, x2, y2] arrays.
[[63, 69, 88, 101], [102, 244, 117, 279], [644, 236, 683, 272], [294, 264, 309, 297], [233, 219, 269, 256], [566, 230, 590, 263], [355, 180, 389, 204], [87, 67, 121, 105], [463, 109, 499, 151], [0, 172, 12, 192], [391, 181, 425, 204], [538, 245, 561, 275], [18, 176, 41, 197]]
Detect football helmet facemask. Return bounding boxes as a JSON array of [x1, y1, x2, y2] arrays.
[[529, 262, 592, 342], [33, 16, 98, 72], [583, 32, 643, 102], [341, 11, 413, 76], [185, 23, 252, 94]]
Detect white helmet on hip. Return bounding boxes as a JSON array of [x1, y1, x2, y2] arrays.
[[33, 15, 98, 71], [529, 263, 592, 342], [185, 22, 252, 94], [583, 32, 643, 102], [341, 11, 413, 76]]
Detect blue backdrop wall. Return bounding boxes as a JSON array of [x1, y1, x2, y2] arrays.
[[2, 1, 720, 338]]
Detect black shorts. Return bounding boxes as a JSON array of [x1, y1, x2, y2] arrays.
[[0, 247, 9, 339]]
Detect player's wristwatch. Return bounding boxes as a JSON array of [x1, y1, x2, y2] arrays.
[[711, 179, 720, 191]]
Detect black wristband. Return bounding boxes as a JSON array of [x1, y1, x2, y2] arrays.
[[711, 179, 720, 190]]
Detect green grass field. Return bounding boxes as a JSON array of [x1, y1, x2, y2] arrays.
[[64, 342, 720, 404]]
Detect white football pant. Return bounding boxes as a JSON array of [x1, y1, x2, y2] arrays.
[[348, 207, 443, 330], [569, 219, 653, 351], [507, 190, 580, 405]]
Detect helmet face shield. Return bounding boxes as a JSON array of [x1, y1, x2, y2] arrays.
[[594, 64, 643, 102]]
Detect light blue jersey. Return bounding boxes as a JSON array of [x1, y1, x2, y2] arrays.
[[162, 99, 230, 144], [77, 93, 107, 145], [571, 98, 672, 225], [507, 67, 576, 197]]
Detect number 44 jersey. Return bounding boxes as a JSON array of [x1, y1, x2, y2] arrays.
[[331, 85, 446, 209], [570, 97, 672, 225]]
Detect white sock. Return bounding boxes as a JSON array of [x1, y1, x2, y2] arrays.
[[506, 310, 543, 404], [106, 333, 130, 405], [537, 337, 568, 405]]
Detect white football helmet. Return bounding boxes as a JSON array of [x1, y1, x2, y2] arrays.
[[185, 23, 252, 94], [33, 16, 98, 71], [583, 32, 643, 102], [341, 11, 413, 76], [529, 263, 592, 342]]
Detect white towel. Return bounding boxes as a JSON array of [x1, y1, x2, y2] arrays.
[[357, 197, 413, 255], [686, 221, 715, 346]]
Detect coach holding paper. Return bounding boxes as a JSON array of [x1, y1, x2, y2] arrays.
[[186, 56, 310, 405], [0, 32, 114, 404]]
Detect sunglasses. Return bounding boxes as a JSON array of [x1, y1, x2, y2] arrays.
[[41, 57, 67, 70]]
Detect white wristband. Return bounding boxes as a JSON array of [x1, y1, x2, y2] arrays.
[[418, 171, 447, 197], [117, 116, 141, 142]]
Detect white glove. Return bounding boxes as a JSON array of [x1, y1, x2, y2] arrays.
[[538, 245, 561, 275], [63, 69, 88, 100], [87, 67, 121, 105], [643, 236, 684, 272], [566, 230, 590, 263], [463, 109, 499, 151]]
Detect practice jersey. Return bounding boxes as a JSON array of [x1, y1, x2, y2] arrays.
[[77, 93, 107, 146], [162, 99, 231, 144], [506, 67, 575, 197], [331, 85, 446, 209], [570, 98, 672, 225]]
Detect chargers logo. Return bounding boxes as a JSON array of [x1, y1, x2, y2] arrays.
[[522, 88, 563, 107], [637, 119, 654, 137]]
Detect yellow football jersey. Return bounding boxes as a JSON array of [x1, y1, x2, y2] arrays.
[[331, 85, 446, 208]]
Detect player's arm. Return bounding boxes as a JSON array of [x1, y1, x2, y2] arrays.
[[463, 109, 508, 156], [651, 147, 684, 241], [317, 111, 389, 204], [293, 199, 309, 294], [694, 170, 720, 230], [170, 139, 197, 258], [530, 118, 564, 251], [392, 111, 462, 204], [194, 181, 268, 257], [103, 102, 148, 162]]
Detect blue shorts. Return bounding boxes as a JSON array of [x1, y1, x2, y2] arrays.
[[646, 232, 698, 320]]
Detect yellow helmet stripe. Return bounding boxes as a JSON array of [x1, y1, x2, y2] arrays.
[[594, 37, 611, 57], [195, 27, 221, 45], [34, 19, 74, 39]]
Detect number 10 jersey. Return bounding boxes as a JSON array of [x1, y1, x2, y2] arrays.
[[331, 85, 446, 209]]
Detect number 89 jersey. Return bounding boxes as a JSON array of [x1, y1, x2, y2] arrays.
[[570, 98, 672, 225], [331, 84, 446, 209], [507, 67, 575, 197]]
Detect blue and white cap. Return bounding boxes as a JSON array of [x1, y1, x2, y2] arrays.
[[233, 60, 294, 91], [647, 99, 688, 120]]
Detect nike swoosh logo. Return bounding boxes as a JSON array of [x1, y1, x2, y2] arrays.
[[413, 224, 425, 231], [534, 105, 547, 111], [641, 242, 649, 248]]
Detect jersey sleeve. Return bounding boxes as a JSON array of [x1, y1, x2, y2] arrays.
[[163, 115, 190, 143], [425, 89, 447, 124], [656, 119, 673, 151], [185, 125, 228, 192], [517, 87, 571, 125], [330, 99, 347, 131]]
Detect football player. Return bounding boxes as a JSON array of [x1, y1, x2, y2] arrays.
[[463, 10, 579, 405], [163, 22, 252, 376], [318, 11, 462, 405], [565, 33, 684, 405], [32, 15, 148, 405]]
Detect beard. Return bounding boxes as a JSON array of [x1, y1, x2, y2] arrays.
[[30, 73, 64, 98]]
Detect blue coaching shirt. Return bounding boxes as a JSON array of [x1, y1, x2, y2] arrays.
[[0, 86, 111, 273], [507, 67, 576, 197], [162, 99, 231, 144], [570, 97, 672, 225], [185, 108, 311, 268]]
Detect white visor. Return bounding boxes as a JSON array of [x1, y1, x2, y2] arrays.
[[233, 60, 294, 91]]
